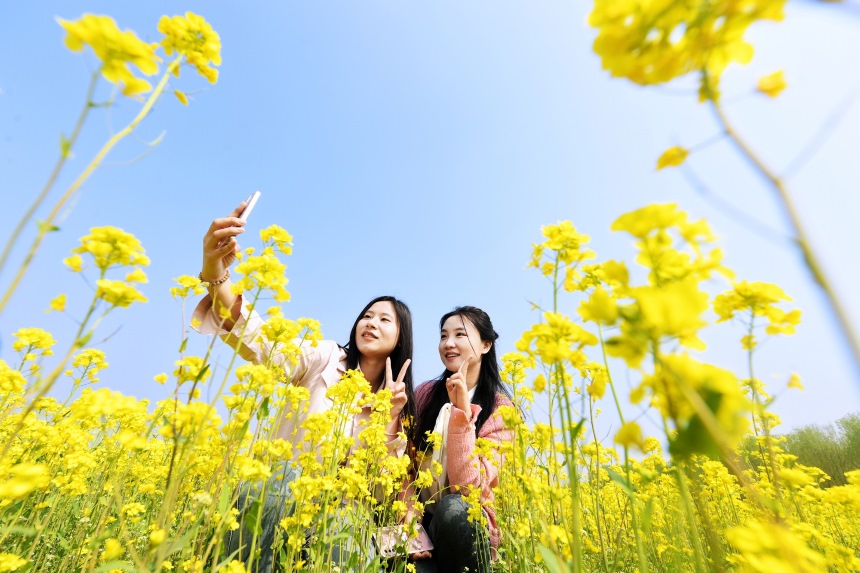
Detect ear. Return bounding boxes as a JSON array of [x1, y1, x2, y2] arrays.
[[481, 340, 492, 355]]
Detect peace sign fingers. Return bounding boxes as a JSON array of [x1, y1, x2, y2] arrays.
[[385, 357, 411, 420]]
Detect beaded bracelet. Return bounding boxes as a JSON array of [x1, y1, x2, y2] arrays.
[[198, 268, 230, 287]]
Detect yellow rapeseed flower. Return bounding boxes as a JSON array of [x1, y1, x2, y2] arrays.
[[58, 14, 160, 96], [261, 225, 294, 255], [578, 287, 618, 325], [0, 553, 28, 572], [787, 373, 803, 390], [656, 146, 689, 170], [125, 267, 148, 283], [757, 70, 787, 98], [149, 528, 167, 546], [46, 293, 67, 312], [0, 360, 26, 394], [173, 356, 210, 385], [726, 520, 826, 572], [158, 12, 222, 83], [171, 274, 206, 298], [0, 464, 51, 500], [12, 327, 57, 355], [96, 279, 148, 307], [63, 254, 84, 272], [588, 0, 786, 99], [614, 421, 646, 451], [73, 226, 149, 271]]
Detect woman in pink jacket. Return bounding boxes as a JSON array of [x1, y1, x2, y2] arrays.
[[410, 306, 513, 573]]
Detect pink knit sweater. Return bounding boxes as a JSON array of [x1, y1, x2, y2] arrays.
[[414, 381, 514, 552]]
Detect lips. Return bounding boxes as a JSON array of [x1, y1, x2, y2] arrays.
[[361, 331, 378, 340]]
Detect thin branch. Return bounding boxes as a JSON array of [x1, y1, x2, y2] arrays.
[[679, 163, 792, 248], [709, 94, 860, 380], [782, 85, 860, 178], [101, 131, 166, 166]]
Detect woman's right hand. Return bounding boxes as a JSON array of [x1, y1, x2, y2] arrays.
[[201, 202, 246, 282]]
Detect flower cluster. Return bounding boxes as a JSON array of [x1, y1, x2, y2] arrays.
[[588, 0, 787, 99]]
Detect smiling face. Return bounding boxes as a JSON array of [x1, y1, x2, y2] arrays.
[[438, 314, 491, 374], [354, 300, 400, 358]]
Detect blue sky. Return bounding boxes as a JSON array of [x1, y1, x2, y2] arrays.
[[2, 1, 859, 440]]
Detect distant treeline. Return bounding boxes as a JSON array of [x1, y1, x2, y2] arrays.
[[741, 412, 860, 487]]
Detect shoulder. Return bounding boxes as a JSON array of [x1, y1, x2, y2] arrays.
[[493, 393, 514, 409], [481, 393, 516, 435], [301, 338, 344, 361], [414, 380, 439, 407]]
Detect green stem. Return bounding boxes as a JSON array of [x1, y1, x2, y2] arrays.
[[709, 95, 860, 379], [0, 72, 99, 279], [0, 58, 182, 315]]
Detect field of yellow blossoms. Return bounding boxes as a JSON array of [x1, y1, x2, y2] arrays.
[[2, 3, 860, 573]]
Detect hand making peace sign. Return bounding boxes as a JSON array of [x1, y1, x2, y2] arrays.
[[446, 356, 473, 413], [385, 357, 412, 420]]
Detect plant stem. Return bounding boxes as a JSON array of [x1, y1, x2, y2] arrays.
[[0, 58, 181, 315], [0, 72, 99, 279], [709, 96, 860, 380]]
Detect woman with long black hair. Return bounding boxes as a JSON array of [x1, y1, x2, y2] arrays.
[[409, 306, 513, 573]]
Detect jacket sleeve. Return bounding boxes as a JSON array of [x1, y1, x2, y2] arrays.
[[191, 293, 332, 384], [445, 394, 513, 508]]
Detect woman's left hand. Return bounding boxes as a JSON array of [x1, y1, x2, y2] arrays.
[[385, 357, 411, 419], [410, 550, 432, 560]]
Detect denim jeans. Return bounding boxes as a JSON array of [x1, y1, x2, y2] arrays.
[[224, 463, 376, 572], [224, 463, 297, 573], [411, 494, 491, 573]]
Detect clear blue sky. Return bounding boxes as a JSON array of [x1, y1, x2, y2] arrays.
[[2, 1, 859, 439]]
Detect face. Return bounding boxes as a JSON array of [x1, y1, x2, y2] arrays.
[[439, 314, 491, 373], [354, 301, 400, 358]]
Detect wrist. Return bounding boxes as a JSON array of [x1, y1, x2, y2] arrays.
[[199, 268, 230, 287]]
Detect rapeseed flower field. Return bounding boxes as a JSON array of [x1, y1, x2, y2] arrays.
[[2, 5, 859, 573]]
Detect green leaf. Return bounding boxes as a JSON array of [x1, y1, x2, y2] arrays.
[[243, 499, 263, 536], [36, 220, 60, 233], [218, 482, 233, 516], [258, 397, 270, 419], [641, 496, 655, 536], [537, 544, 571, 573], [178, 337, 188, 353], [3, 525, 38, 537], [194, 363, 210, 382], [75, 331, 93, 348], [164, 528, 196, 555], [669, 389, 723, 460], [606, 467, 635, 497], [569, 418, 586, 441], [60, 133, 72, 158]]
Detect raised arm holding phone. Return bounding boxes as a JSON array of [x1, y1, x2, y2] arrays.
[[192, 193, 417, 570]]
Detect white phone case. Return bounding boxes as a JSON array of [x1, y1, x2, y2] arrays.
[[239, 190, 261, 222]]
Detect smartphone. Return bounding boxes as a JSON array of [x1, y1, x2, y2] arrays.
[[238, 190, 261, 222], [375, 524, 434, 559]]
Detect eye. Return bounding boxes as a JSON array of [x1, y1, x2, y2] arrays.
[[382, 317, 391, 323], [456, 332, 467, 337]]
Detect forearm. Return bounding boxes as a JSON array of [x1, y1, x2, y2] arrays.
[[199, 272, 242, 331]]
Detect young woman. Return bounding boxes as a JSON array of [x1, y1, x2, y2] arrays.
[[193, 201, 415, 570], [409, 306, 513, 573]]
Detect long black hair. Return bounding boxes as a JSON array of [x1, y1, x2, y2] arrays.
[[343, 295, 416, 440], [415, 306, 509, 453]]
